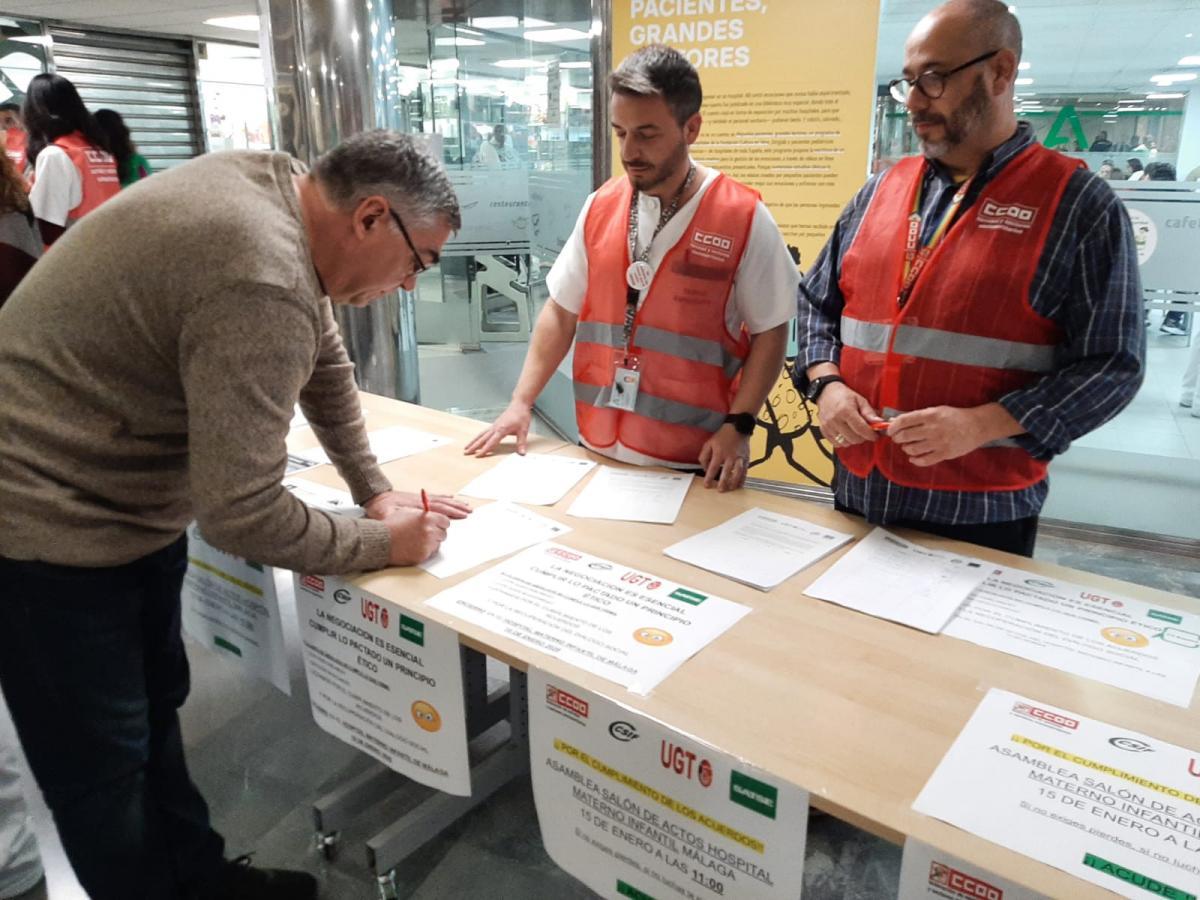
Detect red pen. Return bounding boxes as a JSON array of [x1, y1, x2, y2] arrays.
[[870, 421, 892, 432], [420, 488, 430, 513]]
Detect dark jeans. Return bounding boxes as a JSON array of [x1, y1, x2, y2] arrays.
[[0, 536, 226, 900], [835, 500, 1039, 558]]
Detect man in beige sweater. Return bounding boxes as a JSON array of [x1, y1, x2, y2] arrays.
[[0, 131, 464, 900]]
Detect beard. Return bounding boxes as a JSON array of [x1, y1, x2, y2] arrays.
[[623, 136, 691, 192], [912, 74, 991, 159]]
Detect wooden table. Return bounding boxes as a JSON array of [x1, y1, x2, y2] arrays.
[[290, 394, 1200, 898]]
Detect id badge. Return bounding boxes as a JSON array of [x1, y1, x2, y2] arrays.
[[607, 362, 641, 411]]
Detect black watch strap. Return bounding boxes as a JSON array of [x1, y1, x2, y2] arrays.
[[806, 374, 844, 402], [723, 412, 756, 435]]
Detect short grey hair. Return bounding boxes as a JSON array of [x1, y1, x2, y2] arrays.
[[959, 0, 1022, 61], [313, 130, 461, 231]]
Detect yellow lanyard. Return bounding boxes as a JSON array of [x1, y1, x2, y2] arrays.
[[898, 174, 974, 308]]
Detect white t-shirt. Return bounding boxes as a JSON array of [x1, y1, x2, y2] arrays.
[[29, 145, 82, 228], [546, 166, 798, 467]]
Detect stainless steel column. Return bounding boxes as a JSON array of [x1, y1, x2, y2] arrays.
[[258, 0, 420, 403]]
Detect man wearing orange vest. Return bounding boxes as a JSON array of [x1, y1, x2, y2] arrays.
[[798, 0, 1144, 556], [0, 103, 26, 175], [467, 44, 796, 492]]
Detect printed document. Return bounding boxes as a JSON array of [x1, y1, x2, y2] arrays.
[[946, 568, 1200, 707], [664, 507, 855, 590], [295, 424, 450, 466], [459, 453, 596, 506], [425, 543, 750, 693], [566, 467, 692, 524], [803, 528, 990, 633], [282, 477, 362, 517], [914, 688, 1200, 898], [419, 501, 570, 579]]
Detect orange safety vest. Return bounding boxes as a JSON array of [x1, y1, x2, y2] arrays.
[[5, 129, 26, 176], [49, 131, 120, 221], [573, 173, 757, 464], [836, 143, 1082, 492]]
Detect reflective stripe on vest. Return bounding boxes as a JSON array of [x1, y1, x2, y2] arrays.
[[574, 382, 726, 432], [575, 321, 743, 379], [841, 316, 1058, 373]]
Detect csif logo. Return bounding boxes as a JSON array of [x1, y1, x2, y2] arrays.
[[929, 861, 1003, 900], [1108, 736, 1154, 753], [608, 721, 639, 742], [333, 588, 352, 605], [545, 685, 589, 719]]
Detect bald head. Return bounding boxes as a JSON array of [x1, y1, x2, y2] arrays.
[[909, 0, 1022, 62]]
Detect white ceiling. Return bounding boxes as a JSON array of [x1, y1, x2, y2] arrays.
[[0, 1, 258, 43], [877, 0, 1200, 96]]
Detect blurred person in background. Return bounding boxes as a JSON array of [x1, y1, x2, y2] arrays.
[[0, 149, 39, 307], [22, 73, 119, 245], [0, 103, 26, 174], [95, 109, 152, 187]]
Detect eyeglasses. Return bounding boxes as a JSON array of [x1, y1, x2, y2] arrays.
[[388, 207, 428, 279], [888, 50, 1000, 104]]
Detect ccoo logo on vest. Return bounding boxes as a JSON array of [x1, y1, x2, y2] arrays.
[[976, 200, 1039, 235], [690, 229, 734, 262]]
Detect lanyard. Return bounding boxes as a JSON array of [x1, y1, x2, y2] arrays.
[[897, 173, 974, 309], [622, 164, 697, 354]]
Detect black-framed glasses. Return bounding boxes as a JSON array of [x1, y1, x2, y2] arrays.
[[388, 208, 428, 278], [888, 49, 1000, 104]]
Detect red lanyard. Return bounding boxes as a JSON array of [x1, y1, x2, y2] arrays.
[[897, 174, 974, 309]]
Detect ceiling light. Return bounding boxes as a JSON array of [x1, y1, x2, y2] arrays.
[[524, 27, 590, 42], [434, 36, 485, 46], [1018, 61, 1031, 70], [1119, 107, 1147, 112], [1151, 72, 1197, 84], [1178, 55, 1200, 66], [1015, 77, 1033, 85], [560, 61, 591, 69], [493, 58, 545, 68], [203, 15, 260, 31], [1147, 92, 1185, 99], [1117, 98, 1144, 103], [8, 34, 51, 45], [470, 16, 553, 29]]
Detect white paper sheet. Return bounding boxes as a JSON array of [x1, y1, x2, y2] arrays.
[[285, 452, 321, 475], [282, 477, 363, 517], [418, 501, 571, 579], [528, 669, 809, 900], [296, 424, 451, 466], [945, 567, 1200, 707], [664, 507, 855, 590], [458, 453, 596, 506], [803, 528, 991, 633], [566, 467, 692, 524], [426, 543, 751, 693], [914, 688, 1200, 897]]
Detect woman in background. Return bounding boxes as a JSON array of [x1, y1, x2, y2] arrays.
[[22, 73, 119, 246], [95, 109, 151, 187], [0, 148, 40, 307]]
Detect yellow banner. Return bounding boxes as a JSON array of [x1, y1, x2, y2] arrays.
[[612, 0, 881, 487]]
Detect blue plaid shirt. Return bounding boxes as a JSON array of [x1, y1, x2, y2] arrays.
[[797, 124, 1145, 525]]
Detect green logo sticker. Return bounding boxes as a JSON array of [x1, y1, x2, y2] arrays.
[[669, 588, 707, 606], [399, 615, 425, 646], [730, 770, 778, 820], [1082, 853, 1196, 899], [1148, 609, 1183, 625], [214, 636, 242, 657], [617, 881, 656, 900]]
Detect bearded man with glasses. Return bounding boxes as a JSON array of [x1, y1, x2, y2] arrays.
[[796, 0, 1144, 557]]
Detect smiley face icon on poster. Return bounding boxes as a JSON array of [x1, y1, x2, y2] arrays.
[[633, 627, 673, 647], [1100, 626, 1149, 648], [411, 700, 442, 732]]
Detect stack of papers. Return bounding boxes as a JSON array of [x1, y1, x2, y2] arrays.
[[459, 453, 596, 506], [804, 528, 990, 633], [566, 467, 692, 524], [294, 424, 451, 466], [282, 477, 362, 517], [419, 501, 571, 579], [664, 508, 855, 590]]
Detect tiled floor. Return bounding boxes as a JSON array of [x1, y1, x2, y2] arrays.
[[4, 525, 1196, 900]]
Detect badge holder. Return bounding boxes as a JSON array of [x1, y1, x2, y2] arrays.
[[607, 354, 641, 411]]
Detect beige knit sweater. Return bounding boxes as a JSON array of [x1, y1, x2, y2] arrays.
[[0, 150, 393, 573]]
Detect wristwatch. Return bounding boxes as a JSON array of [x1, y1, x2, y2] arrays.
[[723, 412, 756, 435], [804, 374, 845, 403]]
